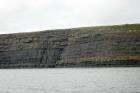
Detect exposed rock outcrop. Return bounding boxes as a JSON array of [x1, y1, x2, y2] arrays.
[[0, 24, 140, 68]]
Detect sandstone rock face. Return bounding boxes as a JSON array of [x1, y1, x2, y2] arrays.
[[0, 24, 140, 68]]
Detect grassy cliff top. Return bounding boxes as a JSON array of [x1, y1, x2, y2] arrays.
[[0, 24, 140, 36]]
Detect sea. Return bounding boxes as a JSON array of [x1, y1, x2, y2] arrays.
[[0, 67, 140, 93]]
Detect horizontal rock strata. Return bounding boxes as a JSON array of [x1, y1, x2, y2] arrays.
[[0, 24, 140, 68]]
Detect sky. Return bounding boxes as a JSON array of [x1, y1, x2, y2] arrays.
[[0, 0, 140, 34]]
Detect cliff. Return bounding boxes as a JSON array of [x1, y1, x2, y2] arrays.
[[0, 24, 140, 68]]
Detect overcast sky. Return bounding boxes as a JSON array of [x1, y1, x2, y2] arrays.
[[0, 0, 140, 34]]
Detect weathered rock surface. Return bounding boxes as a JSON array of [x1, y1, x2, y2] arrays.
[[0, 24, 140, 68]]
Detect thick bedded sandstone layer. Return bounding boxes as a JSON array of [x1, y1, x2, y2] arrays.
[[0, 24, 140, 68]]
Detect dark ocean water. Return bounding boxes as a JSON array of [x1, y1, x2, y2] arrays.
[[0, 67, 140, 93]]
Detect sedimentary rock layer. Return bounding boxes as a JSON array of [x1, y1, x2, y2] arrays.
[[0, 24, 140, 68]]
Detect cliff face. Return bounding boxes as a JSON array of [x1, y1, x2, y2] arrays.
[[0, 24, 140, 68]]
